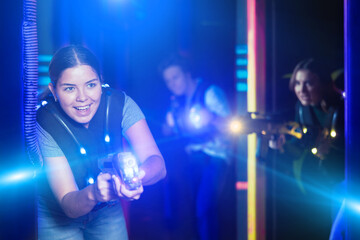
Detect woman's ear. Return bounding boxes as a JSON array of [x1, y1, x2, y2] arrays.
[[48, 82, 57, 102]]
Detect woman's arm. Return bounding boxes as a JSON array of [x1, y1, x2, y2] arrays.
[[124, 119, 167, 185], [204, 85, 232, 132], [44, 156, 117, 218]]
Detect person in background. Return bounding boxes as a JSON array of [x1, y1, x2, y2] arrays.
[[159, 55, 232, 240], [270, 58, 345, 240], [36, 45, 166, 240]]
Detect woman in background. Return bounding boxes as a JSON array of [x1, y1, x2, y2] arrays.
[[270, 58, 344, 240]]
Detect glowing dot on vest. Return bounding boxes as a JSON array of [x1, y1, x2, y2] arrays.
[[41, 100, 48, 106], [105, 134, 110, 143], [330, 130, 337, 138], [189, 105, 206, 129], [87, 177, 94, 185], [132, 177, 139, 183], [303, 127, 308, 134], [311, 147, 318, 155], [80, 147, 86, 155]]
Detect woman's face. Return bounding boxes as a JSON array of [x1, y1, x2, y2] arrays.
[[163, 65, 190, 96], [294, 69, 322, 106], [49, 65, 102, 128]]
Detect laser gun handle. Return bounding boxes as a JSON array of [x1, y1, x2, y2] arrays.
[[98, 154, 116, 175]]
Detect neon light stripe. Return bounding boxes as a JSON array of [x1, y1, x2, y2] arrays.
[[247, 133, 257, 240], [236, 44, 248, 54], [236, 58, 248, 66], [237, 82, 248, 92], [38, 65, 49, 73], [247, 0, 257, 239], [38, 76, 51, 85], [237, 70, 248, 79], [38, 55, 52, 62], [236, 181, 248, 190], [247, 0, 257, 113]]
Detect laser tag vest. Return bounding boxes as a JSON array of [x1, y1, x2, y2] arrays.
[[36, 87, 124, 212], [171, 80, 217, 144], [295, 98, 344, 149], [293, 97, 345, 186]]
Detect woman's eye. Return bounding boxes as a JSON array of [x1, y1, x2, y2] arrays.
[[305, 81, 313, 87], [87, 82, 97, 88], [64, 87, 75, 92]]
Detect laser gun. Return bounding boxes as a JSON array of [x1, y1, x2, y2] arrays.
[[98, 152, 142, 190], [229, 114, 303, 139]]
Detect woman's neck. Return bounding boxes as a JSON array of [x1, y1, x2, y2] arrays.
[[185, 78, 197, 100]]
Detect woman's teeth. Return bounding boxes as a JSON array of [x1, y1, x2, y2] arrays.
[[75, 105, 90, 110]]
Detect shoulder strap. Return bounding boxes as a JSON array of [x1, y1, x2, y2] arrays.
[[190, 80, 211, 106]]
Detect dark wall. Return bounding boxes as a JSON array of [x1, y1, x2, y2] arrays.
[[265, 1, 344, 239], [0, 1, 36, 240], [0, 0, 24, 165], [266, 0, 344, 118]]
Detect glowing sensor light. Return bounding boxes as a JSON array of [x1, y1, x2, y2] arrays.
[[330, 130, 337, 138], [303, 127, 308, 134], [189, 105, 204, 129], [105, 134, 110, 143], [87, 177, 95, 185], [80, 147, 86, 155], [311, 147, 318, 155]]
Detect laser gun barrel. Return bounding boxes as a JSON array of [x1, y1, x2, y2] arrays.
[[229, 115, 303, 139]]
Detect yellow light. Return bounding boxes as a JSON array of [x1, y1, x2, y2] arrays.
[[229, 119, 243, 134], [247, 0, 257, 238], [311, 148, 318, 155], [248, 133, 257, 240], [330, 130, 337, 138], [303, 127, 308, 134], [261, 130, 266, 135]]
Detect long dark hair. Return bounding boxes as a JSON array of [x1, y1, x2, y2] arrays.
[[49, 45, 102, 87], [289, 58, 342, 106], [289, 58, 331, 91]]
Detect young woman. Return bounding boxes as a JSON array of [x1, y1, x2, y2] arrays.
[[271, 58, 344, 240], [36, 45, 166, 239]]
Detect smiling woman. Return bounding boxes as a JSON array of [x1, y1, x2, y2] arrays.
[[48, 65, 102, 127], [36, 45, 166, 240], [270, 58, 345, 240]]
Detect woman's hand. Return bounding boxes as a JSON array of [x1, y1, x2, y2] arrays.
[[92, 172, 118, 202], [125, 119, 167, 185], [269, 134, 286, 152], [111, 170, 145, 200], [315, 138, 332, 160], [163, 112, 176, 136]]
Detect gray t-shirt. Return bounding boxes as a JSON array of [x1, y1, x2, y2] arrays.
[[37, 93, 145, 158]]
